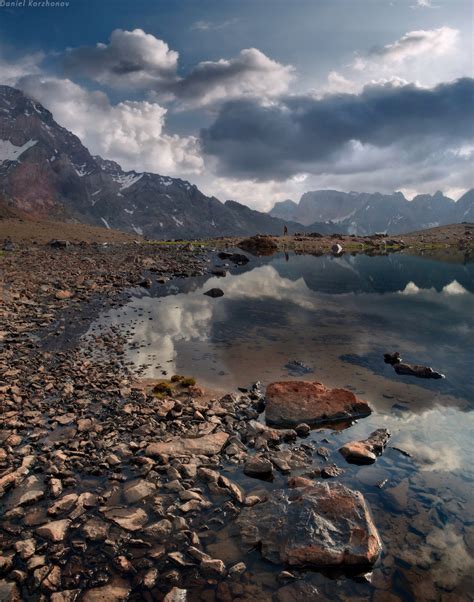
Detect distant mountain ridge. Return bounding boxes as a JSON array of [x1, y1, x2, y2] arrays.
[[270, 188, 473, 235], [0, 85, 335, 239]]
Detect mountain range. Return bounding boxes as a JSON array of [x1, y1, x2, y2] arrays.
[[270, 188, 473, 235], [0, 84, 472, 239]]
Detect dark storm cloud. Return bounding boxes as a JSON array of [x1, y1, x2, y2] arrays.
[[200, 78, 474, 180]]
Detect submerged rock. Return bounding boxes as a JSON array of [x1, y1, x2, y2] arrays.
[[265, 381, 371, 427], [339, 429, 391, 465], [237, 482, 382, 567], [394, 363, 445, 379]]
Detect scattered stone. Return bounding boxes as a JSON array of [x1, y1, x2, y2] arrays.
[[237, 482, 382, 567], [82, 578, 131, 601], [265, 380, 371, 426], [81, 518, 110, 542], [146, 432, 229, 457], [339, 429, 391, 465], [243, 455, 274, 479], [394, 363, 445, 379], [123, 479, 156, 504], [295, 423, 311, 437], [103, 507, 148, 531], [163, 587, 188, 602], [36, 519, 71, 542]]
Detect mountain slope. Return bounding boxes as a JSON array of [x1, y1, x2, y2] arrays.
[[270, 188, 473, 235], [0, 85, 318, 239]]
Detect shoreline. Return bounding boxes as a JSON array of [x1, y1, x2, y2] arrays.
[[1, 226, 472, 600]]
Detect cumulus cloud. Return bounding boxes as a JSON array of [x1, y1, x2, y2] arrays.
[[63, 28, 179, 89], [17, 75, 203, 175], [62, 30, 294, 108], [201, 78, 474, 185]]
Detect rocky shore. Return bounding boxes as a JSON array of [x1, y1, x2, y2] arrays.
[[1, 230, 468, 601]]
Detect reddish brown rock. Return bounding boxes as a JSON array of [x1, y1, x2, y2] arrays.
[[339, 429, 391, 465], [145, 431, 229, 457], [237, 482, 381, 568], [265, 381, 371, 427]]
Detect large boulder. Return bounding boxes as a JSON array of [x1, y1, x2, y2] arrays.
[[265, 381, 371, 427], [237, 482, 381, 568]]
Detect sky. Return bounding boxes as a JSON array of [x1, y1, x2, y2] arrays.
[[0, 0, 472, 209]]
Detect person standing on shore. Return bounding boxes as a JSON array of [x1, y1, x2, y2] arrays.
[[284, 225, 288, 236]]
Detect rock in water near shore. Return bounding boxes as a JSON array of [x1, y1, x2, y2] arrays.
[[265, 381, 371, 427], [339, 428, 391, 464], [394, 363, 445, 379], [217, 251, 249, 265], [238, 235, 278, 256], [237, 482, 382, 567], [384, 351, 402, 365], [145, 432, 229, 457], [203, 288, 224, 298]]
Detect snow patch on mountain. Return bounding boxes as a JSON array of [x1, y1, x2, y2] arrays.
[[0, 139, 37, 163]]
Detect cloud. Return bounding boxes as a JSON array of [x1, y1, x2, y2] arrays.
[[201, 78, 474, 184], [17, 75, 203, 175], [190, 18, 238, 31], [361, 27, 458, 65], [416, 0, 433, 6], [0, 49, 44, 85], [63, 28, 179, 89], [323, 27, 463, 95], [62, 30, 294, 108], [170, 48, 295, 108]]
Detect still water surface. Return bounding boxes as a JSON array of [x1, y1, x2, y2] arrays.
[[89, 252, 474, 601]]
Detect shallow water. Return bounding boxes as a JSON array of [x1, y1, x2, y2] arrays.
[[88, 252, 474, 601]]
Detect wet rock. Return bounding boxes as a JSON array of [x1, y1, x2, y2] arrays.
[[394, 363, 445, 379], [123, 479, 156, 504], [50, 590, 81, 601], [243, 455, 274, 479], [48, 493, 78, 516], [14, 539, 36, 560], [203, 288, 224, 298], [200, 557, 226, 578], [163, 587, 188, 602], [239, 235, 278, 256], [145, 518, 172, 542], [384, 352, 401, 365], [321, 465, 344, 479], [284, 360, 313, 376], [82, 578, 131, 601], [339, 429, 391, 465], [276, 582, 320, 602], [265, 380, 371, 427], [36, 519, 71, 542], [103, 507, 148, 531], [146, 432, 229, 457], [295, 423, 311, 437], [217, 252, 249, 265], [0, 580, 21, 601], [81, 518, 110, 542], [237, 482, 382, 567]]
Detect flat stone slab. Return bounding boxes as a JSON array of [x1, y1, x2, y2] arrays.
[[237, 482, 382, 568], [146, 432, 229, 457], [265, 381, 371, 427]]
